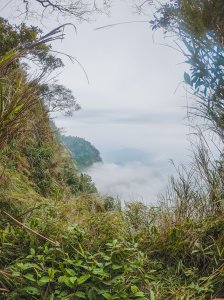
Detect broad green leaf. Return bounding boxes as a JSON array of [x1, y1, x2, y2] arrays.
[[64, 277, 74, 288], [58, 275, 66, 283], [30, 248, 35, 256], [75, 291, 86, 298], [69, 276, 77, 284], [102, 292, 112, 300], [88, 289, 97, 300], [77, 274, 90, 285], [66, 268, 76, 276], [23, 273, 36, 282], [38, 276, 50, 286], [12, 271, 21, 277], [58, 275, 74, 287], [112, 264, 122, 270], [16, 262, 40, 271], [21, 286, 39, 295], [135, 292, 145, 297], [48, 268, 57, 279]]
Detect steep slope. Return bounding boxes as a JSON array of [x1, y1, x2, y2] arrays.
[[0, 33, 149, 299]]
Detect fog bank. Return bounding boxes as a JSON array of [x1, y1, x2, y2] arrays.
[[86, 162, 168, 204]]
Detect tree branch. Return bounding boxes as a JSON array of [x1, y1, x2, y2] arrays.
[[2, 210, 59, 246]]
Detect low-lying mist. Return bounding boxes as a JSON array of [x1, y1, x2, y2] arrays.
[[86, 162, 169, 204]]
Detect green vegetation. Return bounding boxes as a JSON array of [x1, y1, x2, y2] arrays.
[[62, 135, 102, 170], [151, 0, 224, 136], [0, 1, 224, 299]]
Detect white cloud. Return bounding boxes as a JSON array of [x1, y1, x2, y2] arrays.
[[86, 162, 168, 204], [51, 3, 192, 177]]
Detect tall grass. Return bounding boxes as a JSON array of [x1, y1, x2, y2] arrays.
[[0, 25, 69, 150]]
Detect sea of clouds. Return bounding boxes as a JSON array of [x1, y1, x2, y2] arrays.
[[86, 162, 169, 205]]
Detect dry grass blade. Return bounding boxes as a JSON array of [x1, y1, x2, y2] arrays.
[[2, 210, 59, 246], [0, 23, 73, 75]]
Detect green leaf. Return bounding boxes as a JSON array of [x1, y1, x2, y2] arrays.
[[112, 264, 122, 270], [38, 276, 50, 286], [150, 290, 155, 300], [135, 292, 145, 297], [78, 242, 85, 256], [21, 286, 39, 295], [30, 248, 35, 256], [64, 277, 73, 288], [88, 289, 97, 300], [48, 268, 57, 279], [12, 271, 21, 277], [59, 275, 75, 287], [77, 274, 90, 285], [58, 275, 66, 284], [131, 285, 138, 294], [75, 291, 86, 298], [69, 276, 77, 284], [23, 273, 36, 282], [66, 268, 76, 276], [102, 292, 112, 300], [16, 262, 41, 271]]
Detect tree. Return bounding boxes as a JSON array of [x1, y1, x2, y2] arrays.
[[151, 0, 224, 45], [0, 17, 63, 72], [151, 0, 224, 138], [12, 0, 111, 21], [0, 18, 80, 116], [40, 83, 80, 115]]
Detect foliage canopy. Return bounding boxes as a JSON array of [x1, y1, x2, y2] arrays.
[[151, 0, 224, 137]]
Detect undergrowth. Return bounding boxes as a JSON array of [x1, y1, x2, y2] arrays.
[[1, 148, 224, 299]]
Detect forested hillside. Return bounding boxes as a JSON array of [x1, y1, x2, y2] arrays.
[[0, 1, 224, 299], [62, 136, 102, 170]]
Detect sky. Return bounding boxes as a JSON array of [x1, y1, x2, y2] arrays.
[[1, 0, 194, 203], [50, 2, 191, 162]]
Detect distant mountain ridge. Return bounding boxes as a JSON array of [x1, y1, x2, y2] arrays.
[[62, 135, 102, 170]]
